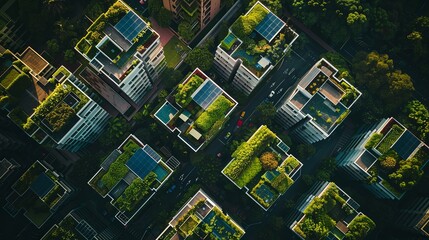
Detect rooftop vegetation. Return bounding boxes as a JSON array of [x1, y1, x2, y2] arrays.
[[100, 139, 140, 189], [42, 215, 78, 240], [76, 1, 128, 56], [230, 4, 269, 44], [345, 214, 376, 239], [294, 184, 374, 239], [174, 74, 204, 107], [376, 124, 404, 154], [223, 125, 278, 188], [115, 172, 157, 212], [195, 95, 234, 133], [365, 133, 383, 149], [23, 82, 88, 133]]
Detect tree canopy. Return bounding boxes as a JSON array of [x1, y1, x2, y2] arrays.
[[184, 47, 214, 71]]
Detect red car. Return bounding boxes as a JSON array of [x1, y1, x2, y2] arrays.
[[236, 119, 243, 128]]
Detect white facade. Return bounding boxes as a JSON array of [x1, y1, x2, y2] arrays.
[[276, 58, 361, 144]]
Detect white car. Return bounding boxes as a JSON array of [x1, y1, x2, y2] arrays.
[[269, 91, 275, 98]]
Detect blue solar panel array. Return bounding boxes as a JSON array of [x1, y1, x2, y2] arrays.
[[255, 12, 285, 42], [192, 80, 222, 109], [30, 173, 55, 197], [115, 11, 147, 43], [143, 145, 162, 162], [126, 148, 158, 180], [392, 130, 421, 160]]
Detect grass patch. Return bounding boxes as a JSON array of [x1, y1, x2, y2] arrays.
[[0, 67, 20, 88], [164, 36, 189, 68], [235, 157, 262, 188]]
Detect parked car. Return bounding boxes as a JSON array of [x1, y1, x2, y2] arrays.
[[240, 111, 246, 119], [236, 119, 243, 128], [225, 132, 231, 139], [269, 90, 275, 98]]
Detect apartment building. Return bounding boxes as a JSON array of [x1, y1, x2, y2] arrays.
[[0, 47, 110, 152], [76, 0, 166, 119], [289, 182, 375, 239], [336, 117, 429, 200], [214, 1, 298, 95], [163, 0, 221, 33], [276, 58, 361, 143], [0, 0, 26, 51], [395, 197, 429, 238]]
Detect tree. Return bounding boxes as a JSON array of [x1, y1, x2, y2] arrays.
[[156, 8, 172, 27], [46, 39, 60, 55], [161, 68, 184, 90], [296, 144, 316, 159], [389, 158, 423, 190], [255, 102, 276, 126], [148, 0, 162, 16], [99, 117, 130, 147], [259, 152, 278, 170], [247, 0, 282, 15], [178, 22, 195, 42], [63, 49, 75, 63], [380, 156, 396, 170], [184, 47, 214, 71], [43, 0, 66, 16], [404, 100, 429, 142]]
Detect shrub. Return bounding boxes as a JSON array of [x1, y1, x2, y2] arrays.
[[115, 172, 157, 212], [376, 124, 404, 154], [270, 172, 293, 193], [235, 157, 262, 187], [44, 102, 75, 132], [259, 152, 278, 170], [365, 133, 383, 149], [345, 215, 376, 240], [380, 156, 396, 170], [174, 75, 204, 107], [6, 73, 31, 97], [388, 157, 423, 190], [231, 4, 268, 40]]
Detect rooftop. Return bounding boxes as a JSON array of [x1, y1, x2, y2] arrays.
[[293, 183, 375, 239], [155, 68, 237, 152], [222, 125, 302, 210], [5, 161, 70, 228], [363, 118, 429, 197], [88, 134, 173, 225], [290, 59, 361, 133], [220, 2, 298, 78], [75, 1, 158, 84], [19, 47, 49, 75], [157, 189, 245, 240]]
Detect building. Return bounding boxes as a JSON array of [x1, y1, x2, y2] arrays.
[[163, 0, 221, 35], [395, 197, 429, 238], [0, 47, 110, 152], [336, 117, 429, 200], [157, 189, 245, 240], [214, 1, 298, 95], [276, 58, 361, 143], [289, 182, 375, 239], [0, 0, 27, 51], [154, 68, 237, 152], [88, 134, 175, 225], [0, 158, 19, 182], [3, 160, 73, 228], [75, 0, 166, 119], [42, 207, 118, 240], [222, 125, 303, 210]]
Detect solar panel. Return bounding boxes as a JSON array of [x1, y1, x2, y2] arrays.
[[392, 130, 421, 160], [126, 149, 158, 180], [30, 173, 55, 197], [192, 80, 222, 109], [143, 145, 162, 162], [255, 12, 285, 42], [115, 11, 147, 43]]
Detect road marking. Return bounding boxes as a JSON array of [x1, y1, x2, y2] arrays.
[[218, 139, 226, 145]]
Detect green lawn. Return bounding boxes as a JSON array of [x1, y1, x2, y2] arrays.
[[0, 68, 20, 88], [164, 37, 189, 68]]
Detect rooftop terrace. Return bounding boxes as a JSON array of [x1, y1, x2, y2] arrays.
[[157, 190, 245, 240], [293, 183, 375, 239], [88, 135, 173, 225], [220, 2, 298, 78], [292, 59, 361, 133], [155, 68, 237, 152], [75, 1, 158, 84], [4, 161, 71, 228]]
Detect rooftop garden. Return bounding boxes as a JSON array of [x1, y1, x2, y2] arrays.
[[23, 82, 89, 134], [375, 124, 405, 154], [10, 161, 69, 227], [173, 199, 244, 239], [305, 72, 328, 95], [42, 215, 80, 240], [76, 1, 128, 57], [294, 183, 375, 239], [228, 3, 294, 77], [194, 95, 234, 133], [175, 74, 205, 107], [48, 66, 71, 83]]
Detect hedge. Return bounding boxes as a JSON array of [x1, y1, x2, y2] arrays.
[[174, 75, 204, 107], [194, 95, 234, 133], [115, 172, 157, 212], [376, 124, 404, 154], [365, 133, 383, 149], [6, 73, 31, 97], [270, 172, 293, 193], [235, 157, 262, 188]]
